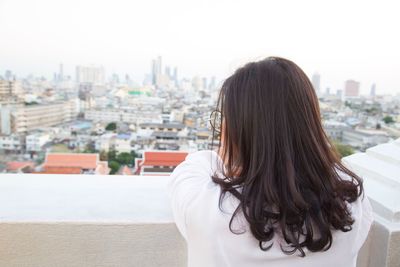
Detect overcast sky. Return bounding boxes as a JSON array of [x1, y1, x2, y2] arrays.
[[0, 0, 399, 94]]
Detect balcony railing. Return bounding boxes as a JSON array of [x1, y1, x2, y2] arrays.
[[0, 138, 399, 267], [0, 174, 187, 267]]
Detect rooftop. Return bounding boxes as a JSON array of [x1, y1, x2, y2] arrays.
[[141, 151, 188, 167], [44, 153, 99, 169]]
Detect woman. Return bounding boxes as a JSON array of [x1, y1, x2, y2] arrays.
[[167, 57, 373, 267]]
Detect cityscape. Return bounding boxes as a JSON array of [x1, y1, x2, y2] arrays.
[[1, 56, 399, 175]]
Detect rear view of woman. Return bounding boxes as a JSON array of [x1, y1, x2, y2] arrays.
[[167, 57, 373, 267]]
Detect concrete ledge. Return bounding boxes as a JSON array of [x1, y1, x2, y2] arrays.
[[0, 223, 186, 267], [0, 174, 187, 267], [344, 138, 400, 267]]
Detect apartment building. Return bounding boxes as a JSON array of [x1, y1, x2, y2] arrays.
[[85, 108, 162, 125], [0, 80, 22, 100], [2, 100, 78, 134]]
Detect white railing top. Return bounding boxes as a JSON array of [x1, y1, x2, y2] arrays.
[[343, 137, 400, 225], [0, 174, 173, 223]]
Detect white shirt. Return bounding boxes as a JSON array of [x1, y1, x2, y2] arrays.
[[167, 150, 374, 267]]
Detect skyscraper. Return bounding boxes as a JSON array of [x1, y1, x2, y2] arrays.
[[4, 70, 12, 81], [173, 67, 178, 85], [151, 56, 162, 85], [208, 76, 216, 90], [312, 72, 321, 92], [344, 80, 360, 98], [370, 83, 376, 97], [75, 65, 105, 85], [165, 66, 171, 79], [58, 63, 64, 82]]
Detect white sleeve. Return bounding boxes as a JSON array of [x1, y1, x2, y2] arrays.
[[352, 193, 374, 254], [166, 150, 221, 240]]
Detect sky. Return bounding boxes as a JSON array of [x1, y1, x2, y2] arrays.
[[0, 0, 399, 95]]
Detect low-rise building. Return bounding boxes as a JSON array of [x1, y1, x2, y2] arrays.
[[342, 128, 390, 151], [0, 134, 24, 152], [26, 131, 51, 152], [135, 151, 188, 176], [5, 161, 35, 173], [114, 133, 135, 154]]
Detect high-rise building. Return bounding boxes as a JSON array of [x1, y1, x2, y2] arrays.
[[75, 65, 105, 85], [325, 87, 330, 95], [312, 72, 321, 92], [173, 67, 178, 80], [202, 77, 208, 90], [336, 89, 343, 98], [344, 80, 360, 98], [0, 105, 12, 135], [4, 70, 12, 81], [208, 76, 216, 90], [0, 80, 22, 101], [6, 100, 78, 134], [192, 76, 203, 91], [370, 83, 376, 97], [165, 66, 171, 79], [58, 63, 64, 82], [151, 56, 162, 86]]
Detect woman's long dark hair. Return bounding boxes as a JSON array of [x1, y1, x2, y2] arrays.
[[211, 57, 363, 256]]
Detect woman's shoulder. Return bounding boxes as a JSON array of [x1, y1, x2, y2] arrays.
[[334, 167, 374, 253]]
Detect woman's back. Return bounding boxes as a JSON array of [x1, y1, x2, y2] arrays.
[[167, 57, 373, 266], [167, 150, 373, 267]]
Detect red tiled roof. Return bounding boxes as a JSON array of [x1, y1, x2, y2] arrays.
[[40, 166, 82, 174], [141, 151, 188, 167], [44, 153, 98, 169], [6, 161, 35, 171]]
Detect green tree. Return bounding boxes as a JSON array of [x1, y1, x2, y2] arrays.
[[333, 141, 355, 158], [108, 160, 121, 175], [130, 150, 138, 166], [107, 149, 117, 161], [383, 115, 395, 124], [105, 122, 117, 131], [116, 152, 134, 166]]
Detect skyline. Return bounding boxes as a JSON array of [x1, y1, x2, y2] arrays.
[[1, 0, 400, 95], [0, 59, 393, 96]]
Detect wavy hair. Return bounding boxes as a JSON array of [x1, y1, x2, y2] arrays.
[[210, 57, 363, 256]]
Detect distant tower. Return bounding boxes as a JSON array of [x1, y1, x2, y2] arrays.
[[370, 83, 376, 97], [151, 59, 157, 85], [344, 80, 360, 98], [325, 87, 330, 95], [59, 63, 64, 82], [157, 56, 162, 76], [173, 67, 178, 84], [336, 89, 343, 99], [4, 70, 12, 81], [165, 66, 171, 79], [208, 76, 216, 90], [312, 72, 321, 92], [151, 56, 162, 85], [75, 65, 105, 85], [202, 77, 208, 90]]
